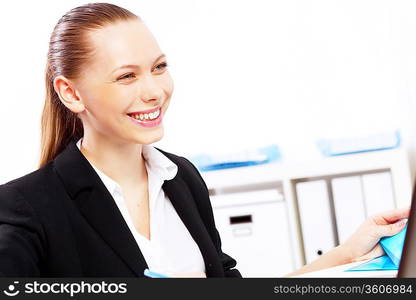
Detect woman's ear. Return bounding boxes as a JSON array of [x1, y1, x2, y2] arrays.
[[53, 75, 85, 113]]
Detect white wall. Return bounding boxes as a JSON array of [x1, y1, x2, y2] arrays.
[[1, 0, 416, 183]]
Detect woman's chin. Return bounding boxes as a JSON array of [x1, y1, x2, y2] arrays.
[[132, 131, 164, 145]]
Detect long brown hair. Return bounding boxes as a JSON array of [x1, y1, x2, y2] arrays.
[[39, 3, 139, 168]]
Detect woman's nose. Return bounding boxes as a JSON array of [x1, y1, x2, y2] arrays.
[[139, 75, 163, 103]]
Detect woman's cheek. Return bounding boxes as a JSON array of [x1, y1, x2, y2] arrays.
[[164, 73, 174, 95], [153, 72, 172, 95]]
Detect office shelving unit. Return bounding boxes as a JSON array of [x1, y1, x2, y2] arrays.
[[200, 147, 414, 277]]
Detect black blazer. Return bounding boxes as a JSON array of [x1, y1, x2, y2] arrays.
[[0, 140, 241, 277]]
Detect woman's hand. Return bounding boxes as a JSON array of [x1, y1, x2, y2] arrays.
[[341, 207, 409, 262], [285, 207, 409, 277]]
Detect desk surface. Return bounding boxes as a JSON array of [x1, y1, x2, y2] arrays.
[[295, 259, 398, 278]]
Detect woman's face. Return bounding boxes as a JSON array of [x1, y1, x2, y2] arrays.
[[74, 19, 173, 145]]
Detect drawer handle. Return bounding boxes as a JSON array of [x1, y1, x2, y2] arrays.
[[230, 214, 252, 225]]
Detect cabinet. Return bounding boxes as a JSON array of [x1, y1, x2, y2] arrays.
[[210, 189, 293, 277]]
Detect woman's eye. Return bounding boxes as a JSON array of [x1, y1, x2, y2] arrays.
[[116, 63, 168, 81], [155, 62, 168, 71], [118, 73, 136, 81]]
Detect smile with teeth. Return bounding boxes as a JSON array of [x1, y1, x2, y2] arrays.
[[128, 109, 160, 121]]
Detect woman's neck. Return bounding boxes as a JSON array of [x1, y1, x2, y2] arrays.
[[79, 133, 147, 187]]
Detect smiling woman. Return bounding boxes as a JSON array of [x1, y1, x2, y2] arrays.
[[0, 2, 241, 277]]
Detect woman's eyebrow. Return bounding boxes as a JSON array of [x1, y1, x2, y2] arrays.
[[110, 53, 166, 74]]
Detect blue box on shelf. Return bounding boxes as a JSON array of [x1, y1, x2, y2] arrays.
[[317, 130, 401, 157], [190, 145, 281, 172]]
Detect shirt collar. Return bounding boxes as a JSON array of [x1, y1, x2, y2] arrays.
[[75, 138, 178, 197], [142, 144, 178, 181]]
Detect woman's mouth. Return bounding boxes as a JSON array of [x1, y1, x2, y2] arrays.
[[126, 107, 162, 128]]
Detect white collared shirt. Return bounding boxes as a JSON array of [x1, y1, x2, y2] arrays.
[[76, 139, 205, 275]]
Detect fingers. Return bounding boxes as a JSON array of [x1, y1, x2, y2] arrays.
[[352, 244, 385, 262], [376, 207, 410, 223], [375, 219, 407, 238]]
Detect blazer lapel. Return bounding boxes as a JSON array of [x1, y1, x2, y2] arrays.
[[162, 176, 225, 277], [53, 140, 147, 276]]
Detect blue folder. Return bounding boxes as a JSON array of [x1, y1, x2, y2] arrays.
[[190, 145, 281, 172], [345, 224, 407, 272], [317, 130, 401, 157]]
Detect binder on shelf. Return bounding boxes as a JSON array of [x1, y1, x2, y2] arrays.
[[295, 180, 336, 264], [331, 176, 366, 244], [361, 172, 395, 216]]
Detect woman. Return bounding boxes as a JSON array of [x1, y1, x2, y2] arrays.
[[0, 3, 409, 277]]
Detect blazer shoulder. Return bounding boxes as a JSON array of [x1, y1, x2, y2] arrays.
[[154, 147, 189, 167], [0, 168, 48, 277], [0, 161, 56, 200]]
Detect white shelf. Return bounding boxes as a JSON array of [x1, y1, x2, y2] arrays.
[[202, 147, 413, 207]]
